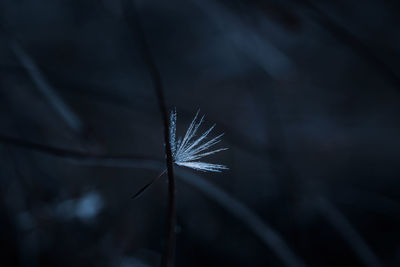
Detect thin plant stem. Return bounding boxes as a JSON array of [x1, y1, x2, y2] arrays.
[[131, 169, 167, 199], [123, 1, 176, 266]]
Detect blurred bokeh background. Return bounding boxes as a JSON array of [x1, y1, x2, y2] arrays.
[[0, 0, 399, 266]]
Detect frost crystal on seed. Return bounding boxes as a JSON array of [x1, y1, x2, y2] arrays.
[[169, 109, 228, 172]]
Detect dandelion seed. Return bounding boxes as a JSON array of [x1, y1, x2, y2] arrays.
[[132, 109, 227, 199], [170, 109, 228, 172]]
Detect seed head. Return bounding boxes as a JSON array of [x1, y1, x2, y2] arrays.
[[169, 109, 228, 172]]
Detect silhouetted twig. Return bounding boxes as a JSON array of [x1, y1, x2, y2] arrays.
[[131, 169, 167, 199], [122, 1, 176, 266]]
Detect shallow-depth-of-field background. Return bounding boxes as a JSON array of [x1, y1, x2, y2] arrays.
[[1, 0, 400, 266]]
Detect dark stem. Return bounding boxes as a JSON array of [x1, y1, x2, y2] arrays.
[[123, 1, 176, 266], [131, 169, 167, 199]]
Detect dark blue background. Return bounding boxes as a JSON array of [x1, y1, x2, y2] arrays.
[[0, 0, 399, 266]]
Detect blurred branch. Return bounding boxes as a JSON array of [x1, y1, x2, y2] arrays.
[[332, 187, 400, 220], [177, 168, 306, 267], [192, 0, 299, 199], [316, 196, 382, 267], [9, 41, 84, 133], [292, 0, 400, 91], [193, 0, 294, 79], [0, 134, 154, 167], [197, 3, 385, 265], [193, 3, 387, 265], [0, 22, 85, 135], [0, 134, 382, 266]]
